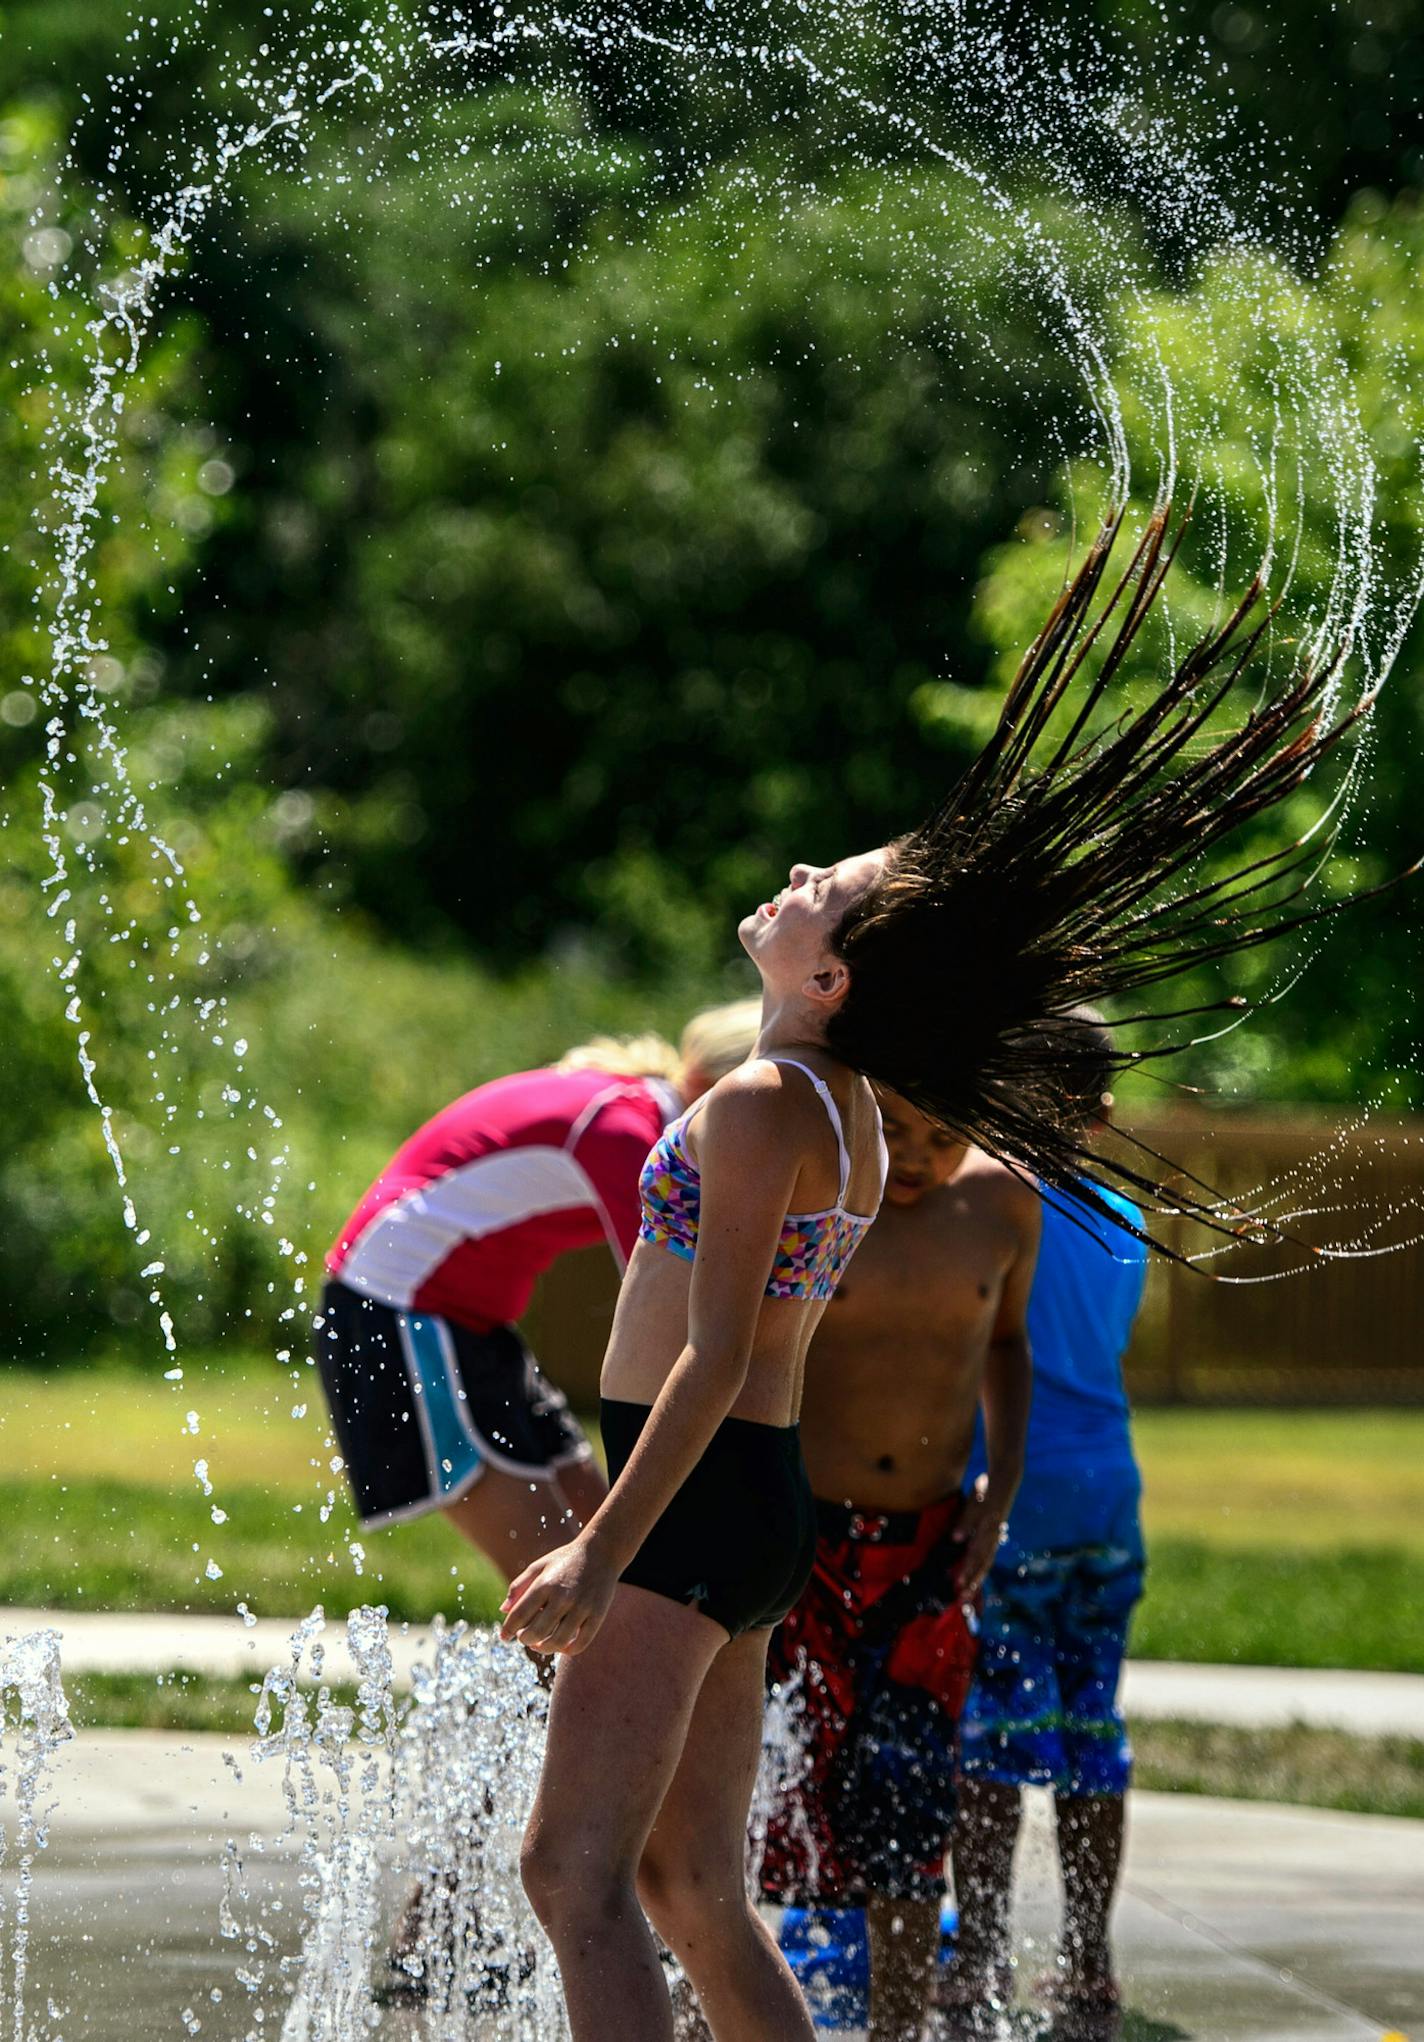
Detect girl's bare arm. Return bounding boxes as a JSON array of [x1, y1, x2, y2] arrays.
[[499, 1066, 802, 1651]]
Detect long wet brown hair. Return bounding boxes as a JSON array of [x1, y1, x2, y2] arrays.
[[826, 505, 1405, 1255]]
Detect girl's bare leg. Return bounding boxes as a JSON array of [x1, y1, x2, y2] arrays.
[[444, 1467, 597, 1692], [553, 1452, 610, 1532], [442, 1466, 584, 1577], [637, 1626, 816, 2042], [520, 1584, 728, 2042]]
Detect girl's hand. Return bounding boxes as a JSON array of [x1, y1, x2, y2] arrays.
[[498, 1537, 618, 1657]]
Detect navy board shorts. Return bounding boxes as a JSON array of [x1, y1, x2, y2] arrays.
[[315, 1277, 592, 1528], [960, 1509, 1145, 1799]]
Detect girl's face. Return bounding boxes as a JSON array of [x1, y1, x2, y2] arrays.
[[738, 848, 887, 1001]]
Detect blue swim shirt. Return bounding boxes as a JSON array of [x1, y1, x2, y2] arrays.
[[969, 1181, 1148, 1551]]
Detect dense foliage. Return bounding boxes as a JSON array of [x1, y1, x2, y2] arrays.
[[2, 4, 1421, 1354]]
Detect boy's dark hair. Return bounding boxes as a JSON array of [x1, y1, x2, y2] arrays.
[[825, 508, 1400, 1254], [1041, 1005, 1114, 1129]]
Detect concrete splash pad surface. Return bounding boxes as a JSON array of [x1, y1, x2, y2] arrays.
[[15, 1732, 1424, 2040]]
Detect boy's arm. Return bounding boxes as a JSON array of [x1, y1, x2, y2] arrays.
[[957, 1189, 1041, 1598]]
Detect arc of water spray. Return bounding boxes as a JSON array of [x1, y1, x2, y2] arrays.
[[30, 51, 390, 1377]]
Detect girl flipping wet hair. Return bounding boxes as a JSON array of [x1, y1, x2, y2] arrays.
[[499, 508, 1391, 2040]]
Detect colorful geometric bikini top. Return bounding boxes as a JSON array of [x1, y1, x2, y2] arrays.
[[638, 1055, 885, 1303]]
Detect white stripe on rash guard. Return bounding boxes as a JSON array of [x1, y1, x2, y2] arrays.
[[557, 1078, 677, 1275], [337, 1144, 596, 1311]]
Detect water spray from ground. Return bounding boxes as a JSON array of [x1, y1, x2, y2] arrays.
[[221, 1612, 559, 2039], [0, 1630, 72, 2042]]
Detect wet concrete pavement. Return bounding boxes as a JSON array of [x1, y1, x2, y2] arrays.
[[8, 1732, 1422, 2040], [1036, 1792, 1422, 2041]]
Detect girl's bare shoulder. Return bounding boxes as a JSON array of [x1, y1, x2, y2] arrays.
[[698, 1051, 856, 1148], [704, 1054, 815, 1118], [689, 1056, 802, 1146]]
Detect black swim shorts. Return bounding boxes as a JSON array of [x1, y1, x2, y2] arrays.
[[600, 1396, 817, 1639], [315, 1278, 592, 1528]]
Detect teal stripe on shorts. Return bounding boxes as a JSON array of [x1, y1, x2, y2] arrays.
[[400, 1312, 484, 1499]]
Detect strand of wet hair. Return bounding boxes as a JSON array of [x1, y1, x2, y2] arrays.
[[828, 502, 1413, 1264]]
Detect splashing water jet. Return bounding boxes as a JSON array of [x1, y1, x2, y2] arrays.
[[0, 1632, 73, 2042]]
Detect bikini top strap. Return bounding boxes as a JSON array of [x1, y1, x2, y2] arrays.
[[764, 1055, 851, 1205]]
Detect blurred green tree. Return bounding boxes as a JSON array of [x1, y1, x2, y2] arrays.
[[207, 144, 1108, 967]]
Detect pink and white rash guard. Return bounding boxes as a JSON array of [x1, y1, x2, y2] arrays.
[[326, 1067, 680, 1333]]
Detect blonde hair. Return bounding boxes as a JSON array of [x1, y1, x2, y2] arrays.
[[676, 998, 762, 1090], [557, 998, 762, 1096], [557, 1031, 683, 1082]]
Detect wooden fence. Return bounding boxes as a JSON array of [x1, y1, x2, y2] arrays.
[[1118, 1111, 1424, 1404], [522, 1111, 1424, 1408]]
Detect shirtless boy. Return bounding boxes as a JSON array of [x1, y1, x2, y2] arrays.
[[759, 1090, 1040, 2042]]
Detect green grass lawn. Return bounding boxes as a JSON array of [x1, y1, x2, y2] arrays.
[[0, 1356, 503, 1624], [1132, 1408, 1424, 1554], [63, 1668, 363, 1738], [0, 1473, 504, 1626], [0, 1353, 338, 1492], [1131, 1718, 1424, 1822], [1131, 1407, 1424, 1671], [1, 1366, 1421, 1672], [1132, 1538, 1423, 1672]]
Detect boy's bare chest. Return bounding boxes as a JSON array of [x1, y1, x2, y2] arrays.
[[830, 1196, 1012, 1329]]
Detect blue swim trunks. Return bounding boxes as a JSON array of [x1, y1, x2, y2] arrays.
[[960, 1528, 1144, 1798]]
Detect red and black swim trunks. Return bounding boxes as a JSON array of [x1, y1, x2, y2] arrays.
[[761, 1492, 979, 1906]]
